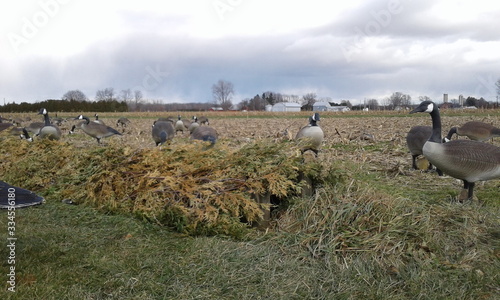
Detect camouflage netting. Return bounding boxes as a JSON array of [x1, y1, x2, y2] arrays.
[[0, 138, 325, 236]]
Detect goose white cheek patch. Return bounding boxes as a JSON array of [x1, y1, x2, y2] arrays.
[[425, 103, 434, 113]]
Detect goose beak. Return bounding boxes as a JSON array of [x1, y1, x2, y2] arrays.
[[409, 106, 425, 114]]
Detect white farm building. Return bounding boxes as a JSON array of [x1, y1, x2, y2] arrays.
[[313, 102, 351, 112], [313, 102, 332, 111], [271, 102, 302, 112]]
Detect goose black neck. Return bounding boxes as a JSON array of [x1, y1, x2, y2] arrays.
[[43, 113, 51, 126], [82, 116, 91, 124], [446, 127, 457, 140], [429, 107, 442, 143]]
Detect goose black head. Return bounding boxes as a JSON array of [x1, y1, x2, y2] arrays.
[[310, 113, 320, 126], [20, 128, 32, 141], [38, 108, 48, 115], [410, 101, 435, 114]]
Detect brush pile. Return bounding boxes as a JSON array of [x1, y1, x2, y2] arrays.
[[0, 138, 325, 236]]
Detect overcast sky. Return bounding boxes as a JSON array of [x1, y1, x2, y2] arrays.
[[2, 0, 500, 105]]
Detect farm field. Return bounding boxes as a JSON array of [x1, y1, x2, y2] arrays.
[[1, 109, 499, 299]]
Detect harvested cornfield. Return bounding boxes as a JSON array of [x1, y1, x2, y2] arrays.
[[1, 109, 499, 239]]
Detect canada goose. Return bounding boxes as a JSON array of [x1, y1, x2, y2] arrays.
[[38, 108, 62, 140], [190, 126, 218, 146], [51, 113, 65, 126], [116, 117, 131, 128], [174, 115, 185, 134], [445, 121, 500, 142], [75, 115, 122, 144], [12, 117, 24, 126], [197, 116, 209, 125], [94, 113, 105, 125], [295, 113, 324, 155], [188, 117, 200, 133], [406, 126, 443, 175], [0, 122, 13, 132], [181, 118, 191, 129], [409, 101, 500, 201], [152, 120, 175, 146], [69, 121, 85, 134], [157, 117, 175, 123], [21, 128, 33, 142], [25, 122, 45, 135]]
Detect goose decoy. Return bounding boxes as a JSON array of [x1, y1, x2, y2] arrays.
[[188, 117, 200, 134], [190, 126, 218, 147], [155, 117, 173, 123], [152, 120, 175, 146], [181, 118, 192, 129], [25, 122, 44, 135], [406, 126, 443, 175], [0, 122, 14, 132], [21, 128, 33, 142], [197, 116, 209, 125], [12, 117, 24, 126], [68, 121, 85, 134], [445, 121, 500, 142], [75, 115, 122, 144], [116, 117, 131, 128], [174, 115, 185, 134], [51, 113, 65, 126], [410, 101, 500, 201], [295, 113, 324, 155], [94, 113, 105, 125], [38, 108, 62, 140]]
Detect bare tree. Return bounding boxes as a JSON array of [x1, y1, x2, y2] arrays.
[[366, 99, 378, 110], [95, 88, 115, 101], [302, 93, 317, 110], [212, 79, 234, 110], [120, 89, 133, 102], [62, 90, 88, 102], [341, 100, 352, 108], [418, 95, 432, 102], [388, 92, 411, 109]]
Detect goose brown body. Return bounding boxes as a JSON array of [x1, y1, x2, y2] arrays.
[[423, 139, 500, 182], [446, 121, 500, 141], [406, 126, 432, 169], [190, 126, 218, 145], [76, 115, 122, 143], [152, 121, 175, 146]]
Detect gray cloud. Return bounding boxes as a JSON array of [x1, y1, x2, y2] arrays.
[[3, 1, 500, 105]]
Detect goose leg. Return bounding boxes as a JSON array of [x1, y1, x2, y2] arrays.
[[466, 181, 475, 200], [459, 181, 475, 202], [435, 167, 443, 176], [412, 154, 418, 169]]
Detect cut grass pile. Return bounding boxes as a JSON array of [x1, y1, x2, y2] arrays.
[[0, 137, 325, 236]]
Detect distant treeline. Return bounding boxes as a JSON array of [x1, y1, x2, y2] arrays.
[[0, 99, 128, 113]]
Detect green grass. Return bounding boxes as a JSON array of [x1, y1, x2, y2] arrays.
[[2, 197, 498, 300]]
